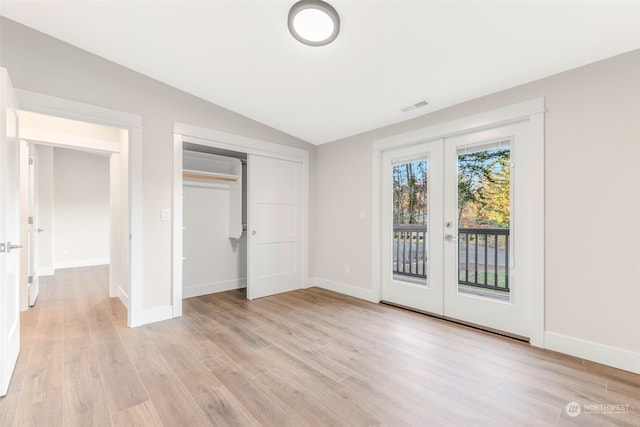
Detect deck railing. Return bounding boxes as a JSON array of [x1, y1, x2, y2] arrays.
[[392, 226, 509, 292], [393, 225, 427, 279], [458, 228, 509, 292]]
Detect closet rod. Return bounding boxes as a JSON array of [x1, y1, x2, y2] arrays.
[[183, 172, 238, 182]]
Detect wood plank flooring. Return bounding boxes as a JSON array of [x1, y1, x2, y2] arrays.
[[1, 266, 639, 426]]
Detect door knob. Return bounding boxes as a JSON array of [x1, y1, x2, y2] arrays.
[[7, 242, 22, 253], [251, 230, 257, 236]]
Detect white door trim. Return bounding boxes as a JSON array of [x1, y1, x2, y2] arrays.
[[15, 89, 144, 328], [173, 122, 309, 317], [372, 98, 545, 152], [174, 122, 309, 162], [18, 140, 29, 312], [372, 98, 545, 347]]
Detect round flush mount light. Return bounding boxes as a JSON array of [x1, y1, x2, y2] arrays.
[[288, 0, 340, 46]]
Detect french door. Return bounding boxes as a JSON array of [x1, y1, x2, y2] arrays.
[[382, 121, 532, 339]]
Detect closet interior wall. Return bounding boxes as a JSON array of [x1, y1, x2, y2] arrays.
[[182, 145, 247, 298]]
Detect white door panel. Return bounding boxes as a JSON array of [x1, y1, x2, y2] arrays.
[[1, 68, 21, 397], [257, 202, 297, 237], [248, 155, 302, 299], [381, 141, 444, 315], [443, 122, 531, 338]]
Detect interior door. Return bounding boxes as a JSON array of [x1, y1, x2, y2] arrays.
[[0, 68, 21, 397], [443, 122, 531, 338], [247, 155, 303, 300], [28, 144, 40, 306], [381, 141, 444, 314]]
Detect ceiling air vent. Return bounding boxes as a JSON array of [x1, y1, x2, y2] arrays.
[[400, 99, 429, 113]]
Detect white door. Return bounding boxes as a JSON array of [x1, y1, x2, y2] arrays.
[[0, 68, 21, 397], [28, 144, 40, 306], [382, 121, 532, 339], [381, 140, 444, 314], [443, 122, 532, 338], [247, 155, 303, 300]]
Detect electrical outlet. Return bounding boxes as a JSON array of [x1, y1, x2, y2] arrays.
[[344, 265, 351, 275]]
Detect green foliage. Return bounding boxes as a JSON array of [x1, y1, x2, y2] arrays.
[[392, 148, 510, 228], [458, 148, 510, 228]]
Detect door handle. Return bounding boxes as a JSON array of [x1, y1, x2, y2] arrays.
[[251, 230, 257, 236], [7, 242, 22, 253], [445, 234, 457, 242], [37, 228, 44, 233]]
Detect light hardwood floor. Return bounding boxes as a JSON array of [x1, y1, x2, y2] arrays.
[[1, 266, 639, 426]]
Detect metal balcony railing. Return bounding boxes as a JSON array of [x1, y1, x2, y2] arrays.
[[392, 226, 509, 292], [458, 228, 509, 292], [393, 225, 427, 279]]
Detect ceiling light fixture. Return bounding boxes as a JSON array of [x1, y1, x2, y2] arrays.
[[288, 0, 340, 46]]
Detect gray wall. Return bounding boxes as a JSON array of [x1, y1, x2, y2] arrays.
[[314, 49, 640, 355], [53, 147, 110, 268], [0, 17, 315, 311]]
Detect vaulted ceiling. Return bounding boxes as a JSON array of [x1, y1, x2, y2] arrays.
[[1, 1, 639, 145]]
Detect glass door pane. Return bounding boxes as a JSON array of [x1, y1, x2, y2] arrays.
[[392, 159, 428, 285], [456, 141, 511, 300]]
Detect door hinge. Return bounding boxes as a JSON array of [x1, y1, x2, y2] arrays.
[[28, 275, 33, 284], [28, 216, 34, 225]]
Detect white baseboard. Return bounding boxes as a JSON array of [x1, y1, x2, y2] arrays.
[[183, 278, 246, 299], [545, 332, 640, 374], [38, 267, 55, 277], [117, 286, 128, 309], [309, 277, 379, 303], [138, 305, 173, 326], [54, 258, 109, 269]]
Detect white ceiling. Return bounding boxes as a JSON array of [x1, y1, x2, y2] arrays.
[[1, 1, 639, 145]]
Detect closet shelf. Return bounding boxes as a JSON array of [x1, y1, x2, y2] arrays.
[[183, 169, 238, 182]]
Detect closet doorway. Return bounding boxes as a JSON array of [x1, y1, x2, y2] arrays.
[[172, 124, 309, 317], [181, 145, 248, 299]]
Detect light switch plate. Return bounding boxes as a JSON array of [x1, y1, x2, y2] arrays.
[[161, 208, 170, 221]]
